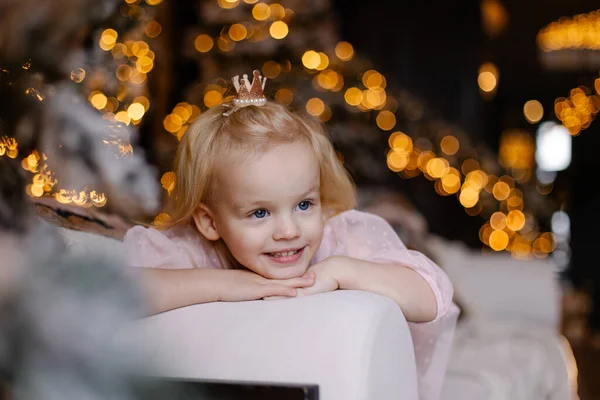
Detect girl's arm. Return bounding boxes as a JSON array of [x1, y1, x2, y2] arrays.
[[299, 210, 452, 323], [134, 267, 315, 315], [123, 225, 315, 315], [329, 256, 438, 322]]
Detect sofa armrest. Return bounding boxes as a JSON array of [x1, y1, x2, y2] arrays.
[[55, 227, 419, 399], [115, 290, 418, 400]]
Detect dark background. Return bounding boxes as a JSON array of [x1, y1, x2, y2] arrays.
[[161, 0, 600, 323], [331, 0, 600, 326]]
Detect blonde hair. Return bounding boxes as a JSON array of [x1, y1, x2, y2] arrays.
[[162, 100, 356, 229]]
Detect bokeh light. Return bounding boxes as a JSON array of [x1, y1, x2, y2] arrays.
[[387, 150, 409, 172], [144, 21, 162, 38], [489, 230, 509, 251], [127, 103, 145, 120], [195, 34, 214, 52], [490, 212, 507, 230], [302, 50, 321, 69], [229, 24, 248, 41], [459, 187, 479, 208], [204, 90, 223, 107], [164, 114, 183, 133], [344, 87, 363, 106], [89, 92, 108, 110], [523, 100, 544, 123], [252, 3, 271, 20], [440, 135, 459, 155], [376, 110, 396, 131], [306, 97, 325, 116], [275, 88, 293, 105], [478, 62, 499, 98], [335, 41, 354, 61], [99, 29, 118, 51], [506, 209, 526, 231], [493, 181, 511, 200], [269, 3, 286, 19], [389, 132, 413, 154], [269, 21, 289, 39], [161, 171, 176, 195], [538, 10, 600, 51], [70, 68, 86, 83]]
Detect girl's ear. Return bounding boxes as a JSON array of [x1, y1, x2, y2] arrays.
[[192, 204, 221, 241]]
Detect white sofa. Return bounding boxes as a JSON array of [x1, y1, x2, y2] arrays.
[[116, 291, 418, 400], [428, 237, 575, 400], [58, 227, 421, 400], [57, 227, 574, 400]]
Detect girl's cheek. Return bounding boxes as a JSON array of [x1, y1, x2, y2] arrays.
[[241, 230, 263, 248]]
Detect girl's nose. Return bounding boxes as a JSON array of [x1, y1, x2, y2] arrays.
[[273, 216, 300, 240]]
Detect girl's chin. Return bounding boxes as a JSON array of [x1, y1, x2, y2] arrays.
[[262, 264, 309, 280]]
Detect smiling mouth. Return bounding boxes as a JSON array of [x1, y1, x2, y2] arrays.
[[264, 247, 305, 264], [269, 249, 300, 257]]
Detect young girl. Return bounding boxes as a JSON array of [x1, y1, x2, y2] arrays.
[[124, 71, 458, 399]]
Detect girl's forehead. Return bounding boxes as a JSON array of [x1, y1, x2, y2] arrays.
[[217, 139, 317, 168], [213, 142, 320, 201], [226, 142, 316, 173]]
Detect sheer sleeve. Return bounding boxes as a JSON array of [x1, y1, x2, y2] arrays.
[[324, 210, 453, 322], [122, 224, 222, 270], [318, 210, 459, 400]]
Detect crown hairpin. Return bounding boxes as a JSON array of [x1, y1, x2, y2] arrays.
[[223, 70, 267, 116]]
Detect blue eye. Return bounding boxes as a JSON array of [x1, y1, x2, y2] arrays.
[[297, 201, 311, 211], [252, 209, 268, 219]]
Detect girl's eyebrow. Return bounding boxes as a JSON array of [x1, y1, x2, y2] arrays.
[[233, 200, 261, 211], [233, 184, 320, 211], [233, 199, 273, 211], [301, 184, 320, 197]]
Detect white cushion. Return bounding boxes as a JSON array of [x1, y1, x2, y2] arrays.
[[441, 319, 571, 400], [115, 291, 419, 400], [427, 236, 561, 329]]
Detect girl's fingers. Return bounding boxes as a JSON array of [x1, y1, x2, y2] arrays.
[[274, 273, 315, 288], [264, 287, 310, 300], [302, 271, 316, 280], [262, 283, 297, 299], [262, 295, 289, 301]]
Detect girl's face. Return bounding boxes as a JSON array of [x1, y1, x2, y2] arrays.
[[206, 141, 324, 279]]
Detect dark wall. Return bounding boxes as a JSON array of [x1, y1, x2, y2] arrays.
[[332, 0, 484, 141], [331, 0, 485, 247]]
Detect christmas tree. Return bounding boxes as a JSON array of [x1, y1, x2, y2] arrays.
[[0, 0, 561, 258], [146, 0, 558, 258]]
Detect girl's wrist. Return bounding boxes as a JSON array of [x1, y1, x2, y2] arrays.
[[325, 255, 359, 290]]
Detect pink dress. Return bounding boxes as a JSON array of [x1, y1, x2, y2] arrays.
[[123, 209, 459, 400]]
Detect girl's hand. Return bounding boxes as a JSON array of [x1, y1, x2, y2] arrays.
[[296, 257, 340, 297], [263, 256, 342, 300], [219, 269, 316, 302]]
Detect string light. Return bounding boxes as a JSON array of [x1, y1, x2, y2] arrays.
[[554, 86, 600, 136], [537, 10, 600, 51], [4, 0, 163, 209], [148, 0, 557, 257]]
